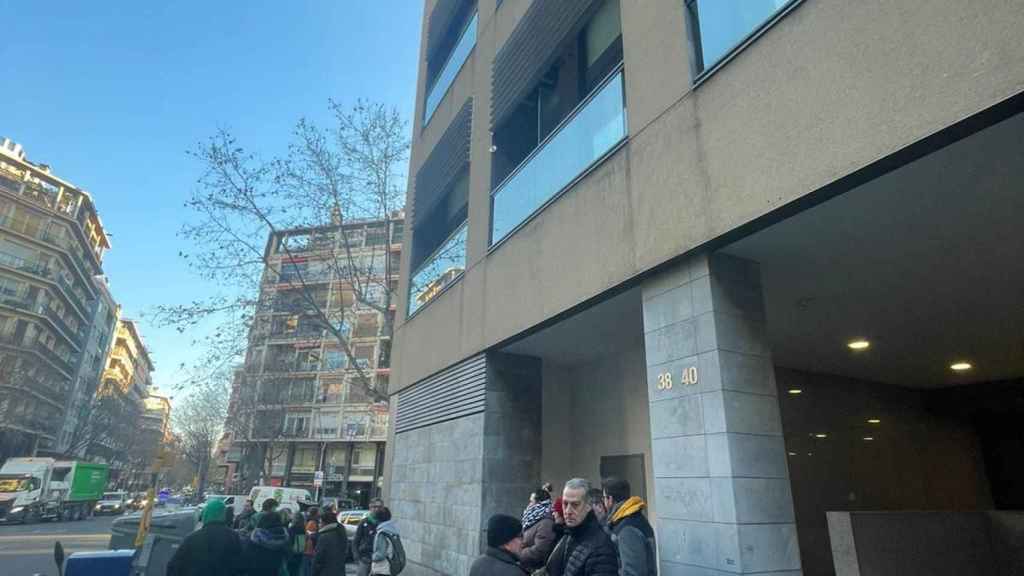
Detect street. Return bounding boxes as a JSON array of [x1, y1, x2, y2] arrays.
[[0, 515, 115, 576]]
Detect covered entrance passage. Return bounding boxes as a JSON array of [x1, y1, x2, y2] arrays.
[[720, 110, 1024, 575]]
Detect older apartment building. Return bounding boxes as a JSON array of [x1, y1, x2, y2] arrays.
[[230, 216, 402, 506], [390, 1, 1024, 575], [0, 137, 113, 460], [94, 319, 156, 487]]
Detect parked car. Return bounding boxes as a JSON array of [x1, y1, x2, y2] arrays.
[[338, 510, 368, 540]]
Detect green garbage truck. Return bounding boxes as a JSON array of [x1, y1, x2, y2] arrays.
[[0, 457, 109, 523]]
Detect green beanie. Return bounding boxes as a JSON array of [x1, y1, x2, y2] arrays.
[[202, 499, 227, 524]]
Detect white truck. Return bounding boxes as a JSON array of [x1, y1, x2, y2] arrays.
[[0, 457, 109, 523]]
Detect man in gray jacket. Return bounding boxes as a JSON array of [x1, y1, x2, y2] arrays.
[[602, 477, 657, 576], [470, 514, 527, 576]]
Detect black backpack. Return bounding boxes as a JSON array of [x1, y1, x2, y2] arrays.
[[382, 531, 406, 575]]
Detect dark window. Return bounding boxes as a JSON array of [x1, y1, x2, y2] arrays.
[[410, 170, 468, 274], [686, 0, 796, 75], [491, 0, 622, 189]]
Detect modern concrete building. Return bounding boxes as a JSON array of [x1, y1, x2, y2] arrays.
[[389, 1, 1024, 574], [231, 216, 402, 506], [0, 137, 112, 459]]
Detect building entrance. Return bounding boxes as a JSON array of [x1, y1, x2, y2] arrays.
[[721, 110, 1024, 575]]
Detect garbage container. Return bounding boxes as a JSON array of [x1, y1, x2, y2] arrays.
[[65, 550, 135, 576], [109, 507, 200, 576]]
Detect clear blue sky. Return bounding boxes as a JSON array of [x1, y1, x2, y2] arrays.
[[1, 1, 423, 397]]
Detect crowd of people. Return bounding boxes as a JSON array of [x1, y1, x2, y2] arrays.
[[472, 477, 657, 576], [166, 496, 403, 576], [166, 476, 654, 576]]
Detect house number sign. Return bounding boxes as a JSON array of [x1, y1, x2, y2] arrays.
[[656, 366, 698, 390]]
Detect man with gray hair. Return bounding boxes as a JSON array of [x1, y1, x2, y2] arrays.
[[546, 478, 618, 576]]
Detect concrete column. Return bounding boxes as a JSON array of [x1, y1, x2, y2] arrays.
[[642, 253, 801, 575]]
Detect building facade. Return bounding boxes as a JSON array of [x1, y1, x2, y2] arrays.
[[0, 137, 112, 460], [390, 1, 1024, 575], [93, 319, 155, 488], [231, 216, 402, 506]]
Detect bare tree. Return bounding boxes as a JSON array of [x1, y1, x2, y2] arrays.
[[175, 379, 229, 497], [155, 100, 408, 405]]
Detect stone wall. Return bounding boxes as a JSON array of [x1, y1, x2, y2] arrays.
[[390, 414, 486, 576]]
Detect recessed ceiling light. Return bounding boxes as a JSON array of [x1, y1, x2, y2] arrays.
[[814, 433, 827, 439], [788, 452, 797, 456], [867, 418, 881, 424], [863, 436, 874, 441], [788, 389, 802, 395], [950, 362, 973, 372], [847, 340, 870, 350]]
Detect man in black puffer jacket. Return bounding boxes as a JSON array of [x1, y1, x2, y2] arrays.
[[547, 478, 618, 576]]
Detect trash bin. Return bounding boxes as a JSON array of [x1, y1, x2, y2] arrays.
[[109, 507, 201, 576], [65, 550, 135, 576]]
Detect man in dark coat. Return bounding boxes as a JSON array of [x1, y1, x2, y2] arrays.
[[603, 477, 657, 576], [470, 514, 527, 576], [547, 478, 618, 576], [166, 499, 242, 576], [353, 498, 384, 576], [312, 510, 350, 576], [245, 507, 291, 576]]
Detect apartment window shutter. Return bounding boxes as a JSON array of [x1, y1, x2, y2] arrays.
[[491, 0, 600, 129], [412, 98, 473, 227]]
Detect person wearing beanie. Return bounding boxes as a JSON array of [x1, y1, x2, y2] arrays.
[[470, 513, 527, 576], [166, 499, 243, 576]]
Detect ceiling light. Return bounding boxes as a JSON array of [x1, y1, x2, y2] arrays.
[[788, 389, 802, 395], [788, 452, 796, 456], [867, 418, 880, 424], [847, 340, 870, 350], [863, 437, 874, 441], [950, 362, 973, 372], [814, 433, 827, 439]]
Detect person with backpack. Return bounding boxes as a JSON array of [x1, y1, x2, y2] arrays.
[[371, 506, 405, 575], [354, 498, 384, 576], [312, 510, 349, 576], [288, 509, 308, 576]]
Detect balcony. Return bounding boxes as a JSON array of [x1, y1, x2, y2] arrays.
[[407, 221, 467, 316], [0, 250, 49, 277], [423, 11, 478, 126], [266, 326, 325, 343], [0, 251, 89, 318], [490, 68, 627, 245], [263, 361, 321, 375], [0, 377, 67, 408]]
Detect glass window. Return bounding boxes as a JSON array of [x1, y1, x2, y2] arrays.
[[491, 70, 626, 244], [323, 349, 347, 371], [423, 12, 478, 125], [687, 0, 793, 74], [408, 222, 467, 316]]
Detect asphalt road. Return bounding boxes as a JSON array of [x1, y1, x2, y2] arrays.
[[0, 514, 117, 576]]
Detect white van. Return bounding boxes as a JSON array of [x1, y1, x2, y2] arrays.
[[204, 494, 248, 517], [247, 486, 312, 514]]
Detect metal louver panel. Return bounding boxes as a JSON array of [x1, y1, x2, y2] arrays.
[[491, 0, 599, 128], [412, 98, 473, 226], [395, 354, 487, 434]]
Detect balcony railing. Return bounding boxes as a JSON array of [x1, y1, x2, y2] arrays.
[[44, 306, 84, 347], [0, 250, 89, 315], [263, 361, 321, 374], [267, 327, 325, 342], [423, 11, 478, 126], [490, 68, 627, 245], [0, 250, 48, 277], [407, 221, 467, 316]]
